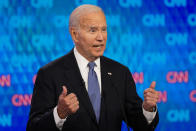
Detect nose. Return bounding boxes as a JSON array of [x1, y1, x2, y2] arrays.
[[96, 31, 104, 42]]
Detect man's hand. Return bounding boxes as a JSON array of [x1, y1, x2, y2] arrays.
[[57, 86, 79, 119], [143, 81, 159, 112]]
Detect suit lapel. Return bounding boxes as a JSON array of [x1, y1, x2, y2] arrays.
[[62, 50, 98, 124], [100, 56, 112, 97], [99, 56, 112, 129]]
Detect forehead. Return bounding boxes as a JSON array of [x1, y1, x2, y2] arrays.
[[79, 11, 107, 27]]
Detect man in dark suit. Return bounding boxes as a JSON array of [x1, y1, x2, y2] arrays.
[[27, 4, 159, 131]]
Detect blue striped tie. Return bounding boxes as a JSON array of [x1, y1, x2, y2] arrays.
[[88, 62, 101, 122]]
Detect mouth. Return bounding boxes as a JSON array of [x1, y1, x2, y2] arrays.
[[92, 44, 104, 49]]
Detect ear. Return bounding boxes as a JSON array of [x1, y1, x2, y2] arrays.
[[70, 27, 79, 43]]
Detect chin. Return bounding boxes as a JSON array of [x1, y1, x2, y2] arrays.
[[94, 52, 104, 57], [91, 49, 105, 58]]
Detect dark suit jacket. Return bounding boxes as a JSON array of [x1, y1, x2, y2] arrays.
[[27, 50, 159, 131]]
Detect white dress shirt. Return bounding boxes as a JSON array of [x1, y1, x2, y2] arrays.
[[53, 47, 156, 130]]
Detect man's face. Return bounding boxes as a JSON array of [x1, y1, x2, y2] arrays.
[[74, 11, 107, 61]]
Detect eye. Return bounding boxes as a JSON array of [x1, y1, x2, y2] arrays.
[[90, 28, 96, 32], [102, 27, 107, 32], [88, 27, 98, 33]]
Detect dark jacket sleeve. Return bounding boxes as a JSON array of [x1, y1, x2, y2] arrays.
[[26, 68, 59, 131], [124, 67, 159, 131]]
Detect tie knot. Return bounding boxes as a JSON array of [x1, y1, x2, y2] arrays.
[[88, 62, 96, 69]]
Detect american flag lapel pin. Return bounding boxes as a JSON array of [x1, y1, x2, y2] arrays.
[[108, 72, 112, 76]]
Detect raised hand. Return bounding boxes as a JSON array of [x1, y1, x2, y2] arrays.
[[57, 86, 79, 119], [143, 81, 159, 112]]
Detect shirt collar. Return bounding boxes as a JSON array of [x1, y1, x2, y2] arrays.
[[74, 47, 100, 69]]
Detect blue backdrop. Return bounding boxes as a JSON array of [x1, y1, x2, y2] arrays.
[[0, 0, 196, 131]]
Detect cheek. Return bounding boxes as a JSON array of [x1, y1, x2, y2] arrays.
[[103, 33, 107, 41], [83, 34, 95, 43], [85, 38, 97, 48], [79, 36, 91, 47]]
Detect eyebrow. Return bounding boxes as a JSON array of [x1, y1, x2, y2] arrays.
[[89, 26, 97, 28], [88, 25, 107, 29]]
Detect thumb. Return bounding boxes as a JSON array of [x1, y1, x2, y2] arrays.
[[150, 81, 156, 89], [61, 85, 67, 96]]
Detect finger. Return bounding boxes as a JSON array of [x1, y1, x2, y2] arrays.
[[73, 104, 79, 112], [145, 95, 159, 103], [70, 96, 78, 103], [144, 88, 158, 95], [69, 101, 79, 109], [144, 93, 159, 100], [67, 101, 79, 113], [144, 96, 159, 102], [61, 85, 67, 97], [150, 81, 156, 89], [69, 103, 79, 113], [66, 93, 77, 100], [144, 91, 159, 97], [144, 99, 157, 105], [65, 97, 78, 106], [69, 106, 79, 114], [144, 88, 155, 94]]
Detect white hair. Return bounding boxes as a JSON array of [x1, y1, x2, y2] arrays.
[[69, 4, 104, 29]]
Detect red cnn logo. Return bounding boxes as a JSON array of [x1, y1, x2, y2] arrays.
[[157, 91, 167, 103], [190, 90, 196, 102], [132, 72, 144, 84], [166, 71, 188, 83], [0, 75, 11, 87], [12, 94, 32, 107]]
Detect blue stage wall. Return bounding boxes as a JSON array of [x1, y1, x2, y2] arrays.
[[0, 0, 195, 130]]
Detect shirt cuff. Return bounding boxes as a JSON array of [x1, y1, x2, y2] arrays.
[[53, 106, 67, 130], [142, 106, 157, 124]]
